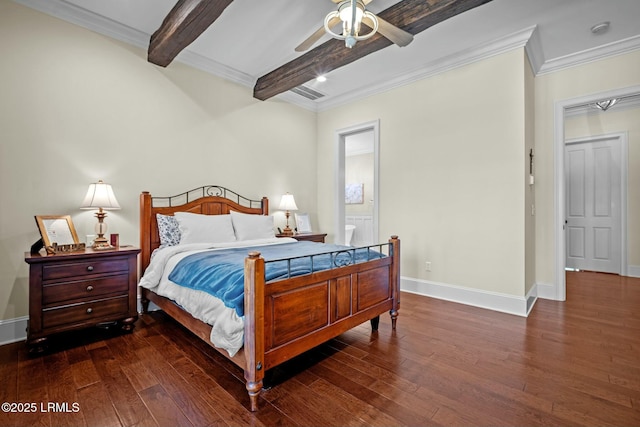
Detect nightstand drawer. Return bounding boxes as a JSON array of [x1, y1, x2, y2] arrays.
[[42, 274, 129, 306], [42, 295, 129, 329], [43, 258, 129, 281]]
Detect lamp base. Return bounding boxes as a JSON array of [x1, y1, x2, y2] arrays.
[[280, 226, 294, 236], [92, 236, 113, 250]]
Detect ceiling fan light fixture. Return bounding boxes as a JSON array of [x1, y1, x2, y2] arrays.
[[339, 1, 364, 24], [593, 98, 618, 111], [324, 0, 378, 48]]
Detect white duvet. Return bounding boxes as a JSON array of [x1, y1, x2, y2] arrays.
[[138, 237, 297, 357]]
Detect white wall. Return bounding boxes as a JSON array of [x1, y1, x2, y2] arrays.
[[0, 2, 317, 322], [318, 49, 530, 298], [524, 54, 536, 297]]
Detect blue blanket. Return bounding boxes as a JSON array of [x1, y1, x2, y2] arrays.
[[168, 241, 384, 317]]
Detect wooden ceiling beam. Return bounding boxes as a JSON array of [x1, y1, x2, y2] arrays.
[[148, 0, 234, 67], [253, 0, 493, 101]]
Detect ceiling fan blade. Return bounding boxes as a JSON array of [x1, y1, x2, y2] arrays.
[[295, 16, 341, 52], [363, 14, 414, 47]]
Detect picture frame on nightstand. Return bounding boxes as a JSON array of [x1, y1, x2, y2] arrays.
[[295, 213, 312, 233], [33, 215, 84, 254]]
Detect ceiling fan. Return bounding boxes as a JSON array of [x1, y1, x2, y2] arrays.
[[295, 0, 414, 52]]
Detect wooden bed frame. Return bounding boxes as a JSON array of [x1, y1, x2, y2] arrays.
[[139, 186, 400, 411]]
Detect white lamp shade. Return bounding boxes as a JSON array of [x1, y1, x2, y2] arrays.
[[80, 180, 121, 210], [279, 193, 298, 211]]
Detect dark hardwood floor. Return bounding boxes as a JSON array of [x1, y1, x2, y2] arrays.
[[1, 271, 639, 426]]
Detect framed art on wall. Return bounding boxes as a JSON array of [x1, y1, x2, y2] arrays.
[[345, 183, 364, 204]]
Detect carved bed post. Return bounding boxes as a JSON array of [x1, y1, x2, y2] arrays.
[[244, 251, 265, 411], [389, 235, 400, 329], [140, 191, 152, 313]]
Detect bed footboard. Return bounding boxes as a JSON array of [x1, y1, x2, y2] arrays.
[[243, 236, 400, 411]]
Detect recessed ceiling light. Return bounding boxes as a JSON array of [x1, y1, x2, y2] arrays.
[[590, 21, 610, 35], [316, 75, 327, 83]]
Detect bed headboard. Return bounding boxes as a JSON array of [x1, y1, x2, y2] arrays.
[[139, 185, 268, 273]]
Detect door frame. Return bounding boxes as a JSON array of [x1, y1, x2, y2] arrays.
[[564, 132, 628, 275], [334, 120, 380, 245], [553, 85, 639, 300]]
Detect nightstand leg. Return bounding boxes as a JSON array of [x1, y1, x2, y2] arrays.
[[120, 316, 138, 332], [27, 337, 48, 354]]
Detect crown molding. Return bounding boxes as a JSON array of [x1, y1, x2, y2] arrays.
[[315, 26, 539, 112], [524, 24, 545, 73], [13, 0, 150, 49], [176, 49, 255, 87], [537, 34, 640, 75], [272, 91, 319, 111]]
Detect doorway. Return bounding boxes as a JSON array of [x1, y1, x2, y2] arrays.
[[565, 133, 627, 274], [554, 85, 640, 301], [334, 120, 379, 246]]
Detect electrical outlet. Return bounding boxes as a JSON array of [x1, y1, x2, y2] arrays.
[[425, 261, 431, 271]]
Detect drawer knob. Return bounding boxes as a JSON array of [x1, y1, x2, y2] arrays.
[[86, 285, 94, 292], [86, 308, 93, 314], [87, 266, 94, 272]]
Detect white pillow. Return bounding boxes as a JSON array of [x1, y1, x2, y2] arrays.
[[174, 212, 236, 244], [230, 211, 275, 241]]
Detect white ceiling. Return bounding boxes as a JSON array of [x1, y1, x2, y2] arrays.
[[15, 0, 640, 111]]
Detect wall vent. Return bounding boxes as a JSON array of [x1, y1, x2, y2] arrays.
[[290, 85, 325, 100]]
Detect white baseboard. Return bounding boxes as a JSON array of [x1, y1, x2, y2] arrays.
[[628, 265, 640, 278], [534, 281, 558, 300], [0, 316, 28, 346], [401, 276, 537, 317]]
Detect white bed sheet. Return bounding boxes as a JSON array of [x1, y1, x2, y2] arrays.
[[138, 237, 297, 357]]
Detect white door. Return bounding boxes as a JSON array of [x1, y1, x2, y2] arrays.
[[565, 137, 622, 273]]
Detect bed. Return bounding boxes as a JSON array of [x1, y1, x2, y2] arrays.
[[138, 185, 400, 411]]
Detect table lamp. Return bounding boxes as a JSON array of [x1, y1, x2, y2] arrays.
[[80, 180, 121, 249], [279, 193, 298, 236]]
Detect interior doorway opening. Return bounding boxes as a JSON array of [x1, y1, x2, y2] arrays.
[[554, 85, 640, 301], [334, 120, 379, 247]]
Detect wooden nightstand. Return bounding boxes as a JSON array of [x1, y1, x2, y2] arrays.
[[277, 232, 327, 243], [24, 246, 140, 352]]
